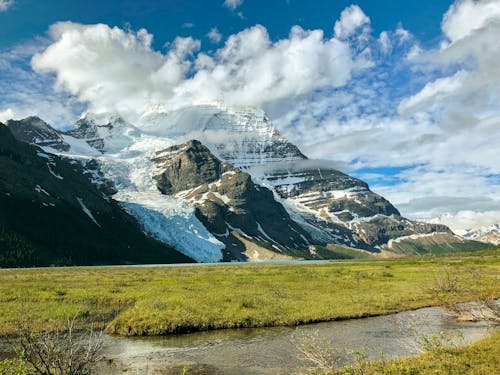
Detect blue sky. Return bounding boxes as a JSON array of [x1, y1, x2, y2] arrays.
[[0, 0, 499, 231], [0, 1, 452, 51]]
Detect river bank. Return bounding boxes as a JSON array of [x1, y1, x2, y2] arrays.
[[0, 248, 498, 338]]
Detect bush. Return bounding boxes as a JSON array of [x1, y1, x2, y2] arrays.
[[13, 318, 103, 375]]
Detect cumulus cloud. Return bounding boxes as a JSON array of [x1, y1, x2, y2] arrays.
[[0, 38, 83, 127], [441, 0, 500, 43], [421, 209, 500, 232], [0, 0, 13, 12], [398, 70, 468, 113], [334, 5, 370, 40], [32, 23, 202, 118], [223, 0, 243, 10], [32, 21, 362, 120], [398, 196, 500, 219], [207, 27, 222, 43]]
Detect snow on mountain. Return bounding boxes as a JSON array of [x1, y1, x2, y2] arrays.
[[44, 113, 225, 262], [6, 117, 70, 151], [457, 224, 500, 245], [138, 104, 306, 168], [65, 113, 141, 153], [13, 103, 455, 260]]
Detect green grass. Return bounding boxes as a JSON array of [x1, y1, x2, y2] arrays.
[[0, 247, 498, 337], [314, 244, 375, 259], [335, 331, 500, 374]]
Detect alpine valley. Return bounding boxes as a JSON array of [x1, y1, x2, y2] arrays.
[[0, 104, 489, 266]]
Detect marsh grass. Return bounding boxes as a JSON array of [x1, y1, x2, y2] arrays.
[[335, 331, 500, 375], [0, 248, 498, 337]]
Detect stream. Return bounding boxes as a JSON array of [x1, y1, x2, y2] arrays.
[[91, 305, 494, 374]]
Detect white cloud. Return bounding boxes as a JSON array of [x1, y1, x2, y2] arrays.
[[334, 5, 370, 40], [223, 0, 243, 10], [378, 31, 391, 54], [442, 0, 500, 43], [421, 210, 500, 232], [32, 23, 201, 118], [0, 0, 13, 12], [398, 70, 468, 113], [397, 196, 500, 219], [32, 21, 361, 120], [0, 38, 83, 128], [266, 0, 499, 231], [395, 25, 411, 43], [0, 108, 14, 122], [405, 44, 422, 60], [207, 27, 222, 44]]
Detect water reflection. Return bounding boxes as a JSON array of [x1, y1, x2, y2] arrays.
[[96, 306, 493, 374]]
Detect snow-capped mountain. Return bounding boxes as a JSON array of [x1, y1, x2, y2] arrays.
[[458, 224, 500, 245], [138, 104, 306, 168], [3, 105, 484, 263]]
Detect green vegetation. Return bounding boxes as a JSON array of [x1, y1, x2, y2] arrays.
[[0, 247, 497, 338], [384, 233, 490, 256], [332, 331, 500, 374], [314, 244, 375, 259]]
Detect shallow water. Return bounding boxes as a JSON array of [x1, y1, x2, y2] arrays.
[[94, 305, 494, 375]]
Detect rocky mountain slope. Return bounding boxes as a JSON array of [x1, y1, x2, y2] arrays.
[[2, 105, 480, 263], [0, 122, 193, 267], [152, 140, 313, 260]]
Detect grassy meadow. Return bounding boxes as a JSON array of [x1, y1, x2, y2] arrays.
[[0, 247, 498, 337], [323, 331, 500, 375]]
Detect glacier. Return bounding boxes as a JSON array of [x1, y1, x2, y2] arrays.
[[42, 112, 225, 263]]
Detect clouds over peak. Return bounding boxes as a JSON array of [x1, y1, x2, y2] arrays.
[[31, 18, 367, 119], [3, 1, 499, 229]]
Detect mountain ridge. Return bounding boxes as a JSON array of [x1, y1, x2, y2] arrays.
[[2, 106, 479, 263]]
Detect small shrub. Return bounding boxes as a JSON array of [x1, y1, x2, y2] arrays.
[[14, 317, 103, 375], [422, 267, 460, 294], [293, 330, 339, 373]]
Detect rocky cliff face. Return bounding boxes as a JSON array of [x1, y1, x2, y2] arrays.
[[254, 161, 450, 248], [153, 140, 313, 260]]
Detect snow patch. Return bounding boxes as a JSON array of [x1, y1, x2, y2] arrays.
[[76, 197, 101, 227]]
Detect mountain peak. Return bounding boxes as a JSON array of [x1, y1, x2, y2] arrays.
[[6, 116, 70, 152], [66, 112, 140, 153]]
